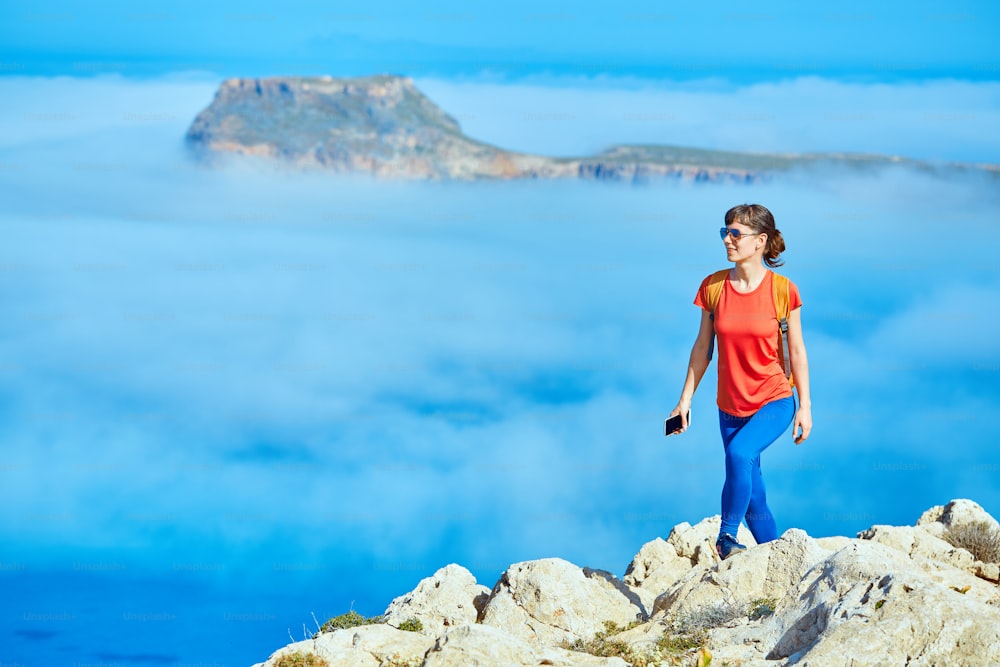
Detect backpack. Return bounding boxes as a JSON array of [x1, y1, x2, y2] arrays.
[[704, 269, 794, 388]]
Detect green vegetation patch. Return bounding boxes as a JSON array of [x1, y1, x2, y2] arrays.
[[563, 618, 718, 666], [272, 651, 329, 667], [316, 610, 386, 635], [397, 617, 423, 632], [315, 610, 423, 637], [748, 597, 778, 621], [563, 620, 638, 660]]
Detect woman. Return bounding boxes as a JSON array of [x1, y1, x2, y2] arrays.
[[668, 203, 812, 560]]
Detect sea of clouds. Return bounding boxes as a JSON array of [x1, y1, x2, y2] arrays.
[[0, 73, 998, 665]]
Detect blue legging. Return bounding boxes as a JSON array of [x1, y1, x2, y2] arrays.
[[718, 395, 795, 543]]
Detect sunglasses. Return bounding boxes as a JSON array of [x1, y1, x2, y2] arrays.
[[719, 227, 762, 241]]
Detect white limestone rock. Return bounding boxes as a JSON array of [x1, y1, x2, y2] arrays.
[[382, 563, 490, 636], [423, 623, 629, 667], [857, 523, 976, 572], [478, 557, 644, 646], [622, 538, 693, 615], [255, 623, 435, 667], [791, 584, 1000, 665], [814, 535, 852, 551], [665, 515, 757, 568], [916, 498, 1000, 535], [652, 528, 829, 619], [765, 541, 1000, 665], [975, 560, 1000, 583]]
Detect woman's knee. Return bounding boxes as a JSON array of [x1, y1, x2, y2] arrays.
[[725, 447, 757, 471], [747, 485, 769, 507]]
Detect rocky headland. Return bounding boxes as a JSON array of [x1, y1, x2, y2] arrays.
[[251, 498, 1000, 667], [186, 76, 994, 183]]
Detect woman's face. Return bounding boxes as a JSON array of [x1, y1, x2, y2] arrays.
[[723, 222, 765, 262]]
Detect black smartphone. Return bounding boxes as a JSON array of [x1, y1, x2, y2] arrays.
[[664, 411, 691, 436]]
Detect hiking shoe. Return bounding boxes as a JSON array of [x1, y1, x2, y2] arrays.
[[716, 532, 747, 560]]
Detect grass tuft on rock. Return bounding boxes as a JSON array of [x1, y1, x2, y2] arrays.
[[562, 620, 652, 664], [564, 617, 721, 666], [944, 521, 1000, 563], [272, 651, 329, 667], [672, 602, 746, 635], [748, 597, 777, 621], [316, 610, 386, 636], [563, 620, 636, 658], [396, 617, 423, 632]]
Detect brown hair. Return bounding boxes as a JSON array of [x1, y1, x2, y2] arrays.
[[724, 203, 785, 268]]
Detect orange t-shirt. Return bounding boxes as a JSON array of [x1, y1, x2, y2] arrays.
[[694, 270, 802, 417]]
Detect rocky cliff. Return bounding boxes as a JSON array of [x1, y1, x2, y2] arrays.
[[187, 76, 961, 183], [251, 499, 1000, 666]]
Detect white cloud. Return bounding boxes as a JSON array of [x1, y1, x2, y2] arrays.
[[415, 76, 1000, 163]]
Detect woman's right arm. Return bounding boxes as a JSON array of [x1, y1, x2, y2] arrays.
[[669, 308, 714, 431]]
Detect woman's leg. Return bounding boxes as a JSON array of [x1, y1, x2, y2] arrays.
[[718, 410, 750, 537], [746, 457, 778, 542], [718, 396, 795, 541]]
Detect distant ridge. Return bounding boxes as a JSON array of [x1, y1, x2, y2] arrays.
[[186, 75, 997, 182]]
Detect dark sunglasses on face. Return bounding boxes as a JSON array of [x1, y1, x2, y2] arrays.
[[719, 227, 761, 241]]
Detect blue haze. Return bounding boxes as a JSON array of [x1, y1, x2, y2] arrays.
[[0, 74, 999, 665], [1, 1, 998, 81]]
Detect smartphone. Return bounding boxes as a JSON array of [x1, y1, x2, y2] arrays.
[[664, 411, 691, 436]]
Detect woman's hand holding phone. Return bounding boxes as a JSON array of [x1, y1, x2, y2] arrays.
[[664, 409, 692, 436]]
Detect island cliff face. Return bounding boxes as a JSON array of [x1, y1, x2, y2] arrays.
[[186, 76, 998, 182], [251, 499, 1000, 667], [185, 75, 851, 183], [186, 75, 541, 179]]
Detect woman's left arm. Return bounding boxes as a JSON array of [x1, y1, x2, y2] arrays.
[[787, 306, 812, 444]]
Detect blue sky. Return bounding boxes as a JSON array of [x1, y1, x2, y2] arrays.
[[1, 0, 998, 81], [2, 2, 1000, 665]]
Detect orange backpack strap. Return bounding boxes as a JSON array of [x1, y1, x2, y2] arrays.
[[704, 269, 729, 361], [771, 272, 794, 387]]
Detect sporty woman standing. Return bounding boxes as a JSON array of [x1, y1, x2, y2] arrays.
[[668, 203, 812, 559]]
